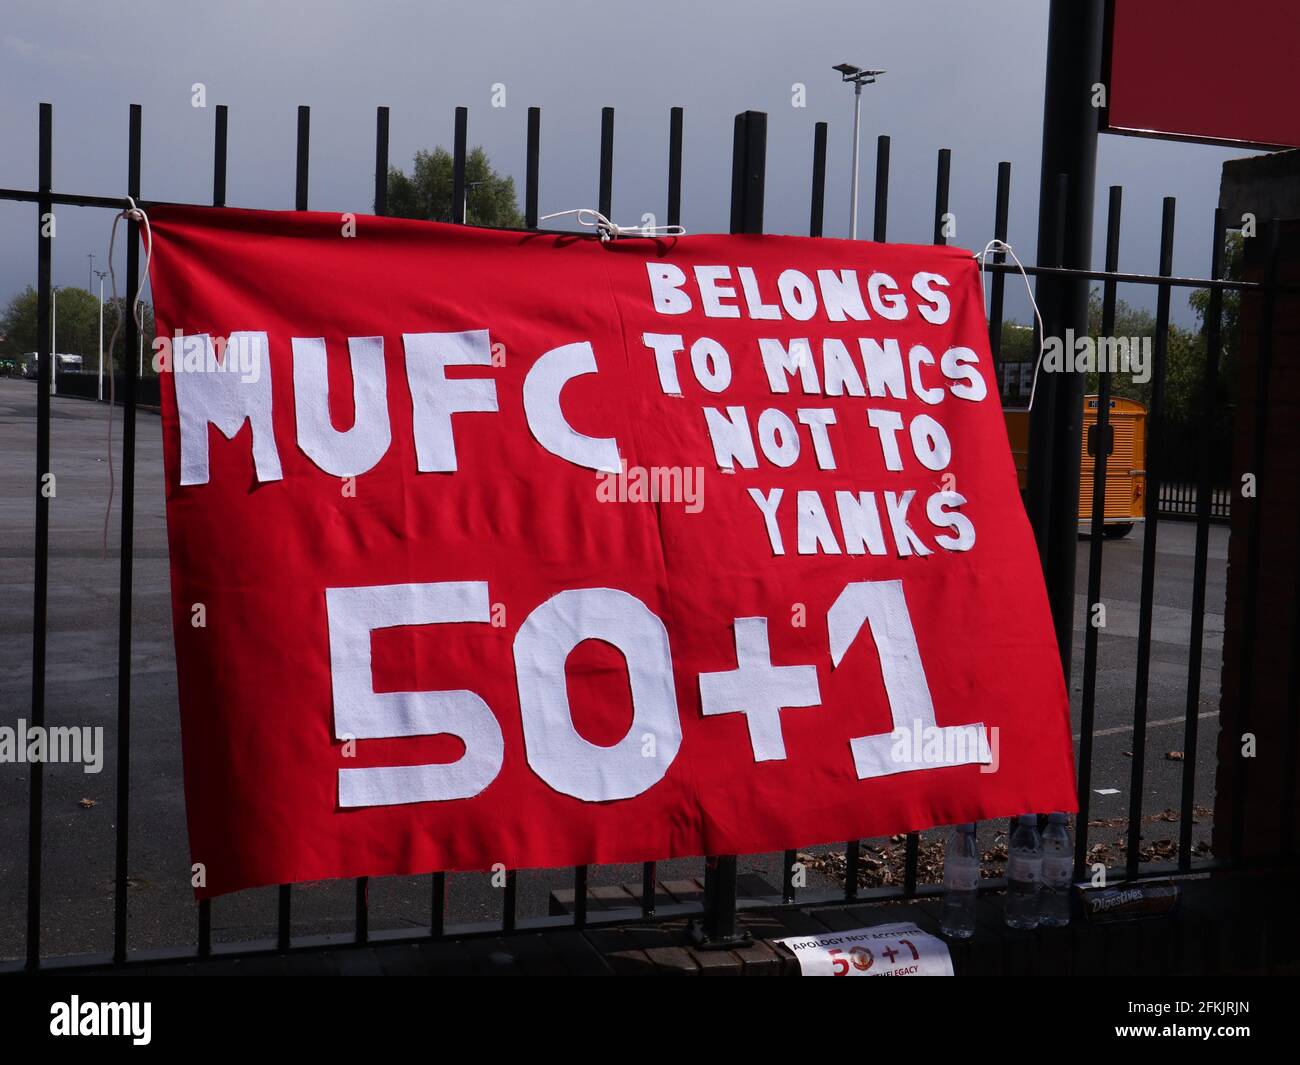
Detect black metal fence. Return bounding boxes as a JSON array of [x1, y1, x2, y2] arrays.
[[1157, 481, 1231, 522], [0, 99, 1285, 972]]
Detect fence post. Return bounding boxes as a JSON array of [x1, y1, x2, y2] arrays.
[[1026, 0, 1104, 676], [692, 110, 767, 950], [26, 101, 53, 973]]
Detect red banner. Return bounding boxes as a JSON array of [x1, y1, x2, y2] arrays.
[[1104, 0, 1300, 149], [146, 206, 1075, 898]]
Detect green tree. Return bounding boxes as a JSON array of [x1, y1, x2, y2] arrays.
[[1081, 287, 1207, 425], [1188, 230, 1242, 359], [385, 146, 523, 227], [0, 285, 156, 375]]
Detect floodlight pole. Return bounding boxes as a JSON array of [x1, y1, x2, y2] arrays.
[[50, 289, 56, 397], [836, 65, 882, 239], [1026, 0, 1105, 677], [97, 275, 105, 401], [849, 80, 863, 239]]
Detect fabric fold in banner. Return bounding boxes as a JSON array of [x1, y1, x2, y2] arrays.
[[146, 206, 1075, 898]]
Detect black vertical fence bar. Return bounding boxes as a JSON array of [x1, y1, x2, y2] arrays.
[[113, 104, 142, 965], [26, 101, 52, 973], [1014, 173, 1071, 845], [503, 869, 517, 933], [1126, 197, 1176, 880], [598, 106, 614, 219], [295, 105, 309, 212], [277, 105, 312, 951], [1180, 208, 1225, 868], [869, 142, 890, 893], [355, 106, 388, 945], [452, 106, 467, 223], [199, 105, 231, 957], [640, 105, 683, 915], [197, 897, 211, 958], [1025, 172, 1073, 601], [573, 106, 616, 920], [781, 850, 797, 903], [872, 135, 889, 242], [525, 107, 540, 229], [1026, 175, 1065, 575], [1232, 221, 1280, 863], [573, 865, 588, 929], [354, 877, 368, 943], [987, 162, 1011, 374], [701, 111, 765, 944], [1075, 184, 1123, 879], [520, 122, 540, 925], [1285, 321, 1300, 858], [809, 121, 827, 237], [902, 836, 919, 898], [903, 149, 955, 896], [809, 121, 829, 897], [640, 860, 657, 918], [213, 104, 228, 208], [373, 106, 389, 216], [431, 873, 446, 937], [667, 106, 683, 228], [932, 148, 951, 246], [826, 117, 850, 895], [734, 111, 766, 234], [728, 115, 743, 234], [843, 841, 860, 900]]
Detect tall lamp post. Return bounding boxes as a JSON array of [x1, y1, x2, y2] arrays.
[[833, 63, 885, 239], [50, 288, 56, 397], [94, 269, 108, 401]]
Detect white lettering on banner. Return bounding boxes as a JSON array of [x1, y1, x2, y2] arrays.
[[172, 321, 982, 501], [326, 578, 980, 804], [326, 581, 505, 807], [644, 263, 952, 324], [512, 588, 682, 801], [775, 922, 954, 976], [910, 272, 952, 324], [175, 332, 282, 485], [173, 255, 997, 803], [292, 336, 391, 477], [827, 579, 989, 779], [404, 329, 499, 473], [698, 616, 821, 761], [522, 341, 622, 473]]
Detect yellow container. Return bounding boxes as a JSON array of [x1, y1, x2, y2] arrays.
[[1003, 395, 1147, 538]]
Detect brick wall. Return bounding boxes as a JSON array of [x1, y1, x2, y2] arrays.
[[1213, 219, 1300, 861]]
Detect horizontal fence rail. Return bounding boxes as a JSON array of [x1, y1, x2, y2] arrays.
[[0, 99, 1285, 972]]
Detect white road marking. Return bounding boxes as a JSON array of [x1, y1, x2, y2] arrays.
[[1074, 710, 1217, 742]]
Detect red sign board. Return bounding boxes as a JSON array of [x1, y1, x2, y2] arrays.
[[1104, 0, 1300, 149], [147, 206, 1076, 898]]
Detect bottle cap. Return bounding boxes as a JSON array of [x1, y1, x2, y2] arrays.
[[1048, 812, 1068, 825], [1016, 814, 1038, 826]]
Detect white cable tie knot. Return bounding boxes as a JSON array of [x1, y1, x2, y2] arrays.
[[974, 237, 1047, 413], [100, 193, 154, 557], [540, 207, 685, 242]]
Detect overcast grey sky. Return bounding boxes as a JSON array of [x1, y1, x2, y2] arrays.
[[0, 0, 1259, 328]]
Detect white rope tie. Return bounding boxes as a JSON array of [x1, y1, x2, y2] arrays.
[[975, 238, 1045, 413], [540, 208, 685, 242], [102, 196, 153, 556]]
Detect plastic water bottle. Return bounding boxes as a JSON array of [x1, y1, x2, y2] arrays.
[[1039, 812, 1073, 927], [940, 823, 980, 939], [1005, 814, 1042, 929]]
